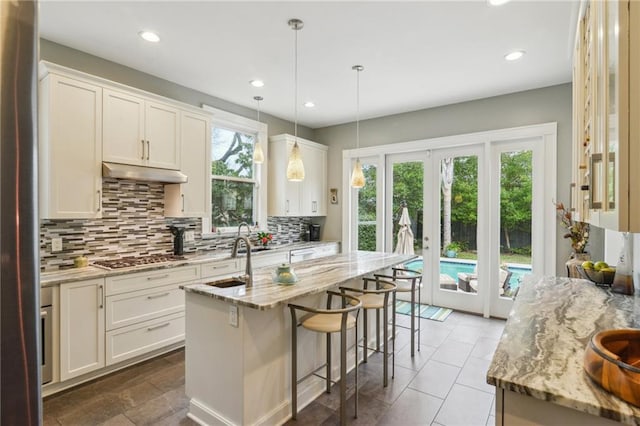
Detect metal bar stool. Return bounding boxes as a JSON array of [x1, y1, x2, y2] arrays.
[[340, 277, 397, 387], [289, 291, 362, 425], [375, 267, 423, 358]]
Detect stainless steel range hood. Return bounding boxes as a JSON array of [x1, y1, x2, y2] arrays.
[[102, 162, 188, 184]]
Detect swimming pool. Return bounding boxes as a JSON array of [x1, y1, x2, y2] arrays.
[[404, 258, 531, 289]]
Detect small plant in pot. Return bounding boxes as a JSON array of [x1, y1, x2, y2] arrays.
[[444, 242, 462, 258]]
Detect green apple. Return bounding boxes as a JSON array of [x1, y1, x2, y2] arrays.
[[594, 261, 609, 271], [601, 267, 616, 273], [582, 261, 594, 270]]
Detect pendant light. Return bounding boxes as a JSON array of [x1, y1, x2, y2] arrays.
[[252, 96, 264, 164], [286, 18, 305, 182], [350, 65, 365, 188]]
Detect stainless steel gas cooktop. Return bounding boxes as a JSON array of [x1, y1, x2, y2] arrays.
[[93, 254, 186, 270]]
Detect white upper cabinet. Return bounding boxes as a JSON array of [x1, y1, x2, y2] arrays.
[[165, 110, 211, 217], [39, 72, 103, 219], [103, 88, 180, 170], [572, 0, 640, 231], [268, 134, 328, 217]]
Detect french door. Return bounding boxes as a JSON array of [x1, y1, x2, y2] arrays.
[[383, 142, 544, 318], [348, 124, 556, 318]]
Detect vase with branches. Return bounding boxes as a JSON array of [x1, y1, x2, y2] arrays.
[[554, 201, 589, 254]]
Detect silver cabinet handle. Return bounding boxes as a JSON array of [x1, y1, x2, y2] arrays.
[[147, 274, 170, 281], [97, 190, 101, 212], [147, 292, 170, 300], [146, 140, 150, 160], [147, 322, 170, 332], [211, 264, 230, 270], [98, 284, 104, 309], [181, 194, 185, 212], [286, 200, 290, 213], [141, 139, 145, 160]]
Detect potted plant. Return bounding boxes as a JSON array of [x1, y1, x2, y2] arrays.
[[444, 241, 462, 258], [256, 231, 273, 248]]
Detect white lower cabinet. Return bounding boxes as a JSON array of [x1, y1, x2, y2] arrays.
[[201, 258, 242, 280], [105, 283, 184, 331], [106, 312, 185, 366], [104, 266, 196, 366], [59, 278, 105, 381]]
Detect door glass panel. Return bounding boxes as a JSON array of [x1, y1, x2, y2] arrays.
[[391, 162, 423, 253], [606, 0, 618, 210], [499, 150, 533, 298], [357, 163, 377, 251], [440, 156, 478, 293]]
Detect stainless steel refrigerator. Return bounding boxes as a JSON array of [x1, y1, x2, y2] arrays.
[[1, 1, 41, 424]]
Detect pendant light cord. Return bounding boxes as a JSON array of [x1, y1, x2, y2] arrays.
[[356, 68, 360, 150], [294, 26, 298, 140]]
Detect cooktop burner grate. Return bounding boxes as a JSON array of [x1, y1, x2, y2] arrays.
[[93, 254, 186, 269]]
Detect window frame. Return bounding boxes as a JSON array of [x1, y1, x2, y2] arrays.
[[201, 105, 268, 237]]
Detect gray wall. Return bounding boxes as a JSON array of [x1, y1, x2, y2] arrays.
[[314, 83, 603, 274], [40, 39, 315, 140]]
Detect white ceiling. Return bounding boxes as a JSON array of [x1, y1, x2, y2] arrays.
[[39, 1, 579, 128]]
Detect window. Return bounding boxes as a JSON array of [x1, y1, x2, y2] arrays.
[[211, 127, 257, 229], [202, 105, 267, 235]]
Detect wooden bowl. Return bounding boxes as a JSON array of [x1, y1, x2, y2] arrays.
[[584, 329, 640, 407]]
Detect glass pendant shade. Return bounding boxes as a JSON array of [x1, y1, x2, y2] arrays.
[[351, 158, 365, 188], [253, 141, 264, 164], [286, 141, 305, 181]]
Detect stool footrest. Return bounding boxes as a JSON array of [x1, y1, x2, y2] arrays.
[[296, 363, 329, 385]]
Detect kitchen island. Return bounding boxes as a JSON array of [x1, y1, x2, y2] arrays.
[[487, 276, 640, 425], [181, 251, 415, 426]]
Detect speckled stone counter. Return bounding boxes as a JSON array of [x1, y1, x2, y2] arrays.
[[487, 276, 640, 425], [40, 241, 339, 287], [182, 251, 416, 310]]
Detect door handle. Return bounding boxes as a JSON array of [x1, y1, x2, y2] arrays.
[[424, 236, 429, 242], [147, 292, 170, 300], [141, 139, 145, 160], [146, 140, 150, 160], [98, 284, 104, 309], [147, 322, 170, 332], [181, 194, 185, 212], [97, 190, 101, 212]]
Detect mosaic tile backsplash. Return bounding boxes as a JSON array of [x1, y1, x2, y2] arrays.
[[40, 178, 313, 271]]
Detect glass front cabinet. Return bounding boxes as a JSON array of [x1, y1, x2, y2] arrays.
[[572, 0, 640, 232]]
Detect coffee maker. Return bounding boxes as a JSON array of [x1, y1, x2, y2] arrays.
[[168, 226, 186, 255], [309, 224, 321, 241]]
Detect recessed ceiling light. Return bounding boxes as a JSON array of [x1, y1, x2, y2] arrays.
[[504, 50, 525, 61], [488, 0, 512, 5], [250, 80, 265, 88], [304, 101, 315, 108], [139, 31, 160, 43]]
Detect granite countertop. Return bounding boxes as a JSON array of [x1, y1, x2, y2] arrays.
[[487, 276, 640, 424], [182, 251, 416, 310], [40, 241, 340, 287]]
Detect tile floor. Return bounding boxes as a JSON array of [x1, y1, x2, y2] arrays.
[[43, 310, 505, 425]]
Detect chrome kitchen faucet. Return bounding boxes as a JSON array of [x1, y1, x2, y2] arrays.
[[231, 236, 253, 287]]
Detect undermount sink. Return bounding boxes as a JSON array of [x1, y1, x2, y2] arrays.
[[237, 247, 271, 254], [206, 277, 247, 288]]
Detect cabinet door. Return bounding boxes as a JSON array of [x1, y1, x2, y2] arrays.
[[166, 111, 210, 217], [60, 279, 105, 380], [40, 74, 102, 219], [145, 101, 180, 170], [103, 89, 145, 166], [300, 144, 327, 216]]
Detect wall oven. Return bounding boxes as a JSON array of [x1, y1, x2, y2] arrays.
[[41, 287, 53, 385]]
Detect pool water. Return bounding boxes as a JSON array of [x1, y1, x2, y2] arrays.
[[404, 258, 531, 289]]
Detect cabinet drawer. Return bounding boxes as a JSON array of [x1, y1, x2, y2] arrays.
[[253, 251, 290, 269], [106, 265, 199, 295], [106, 284, 184, 331], [106, 312, 184, 366], [201, 259, 241, 279]]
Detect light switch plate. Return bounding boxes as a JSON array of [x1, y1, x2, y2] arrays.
[[229, 305, 238, 327], [185, 231, 195, 242], [51, 237, 62, 252]]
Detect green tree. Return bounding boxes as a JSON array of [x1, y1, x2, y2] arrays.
[[500, 151, 532, 251]]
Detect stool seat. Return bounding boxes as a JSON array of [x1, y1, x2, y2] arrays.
[[302, 313, 357, 333], [351, 293, 386, 309]]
